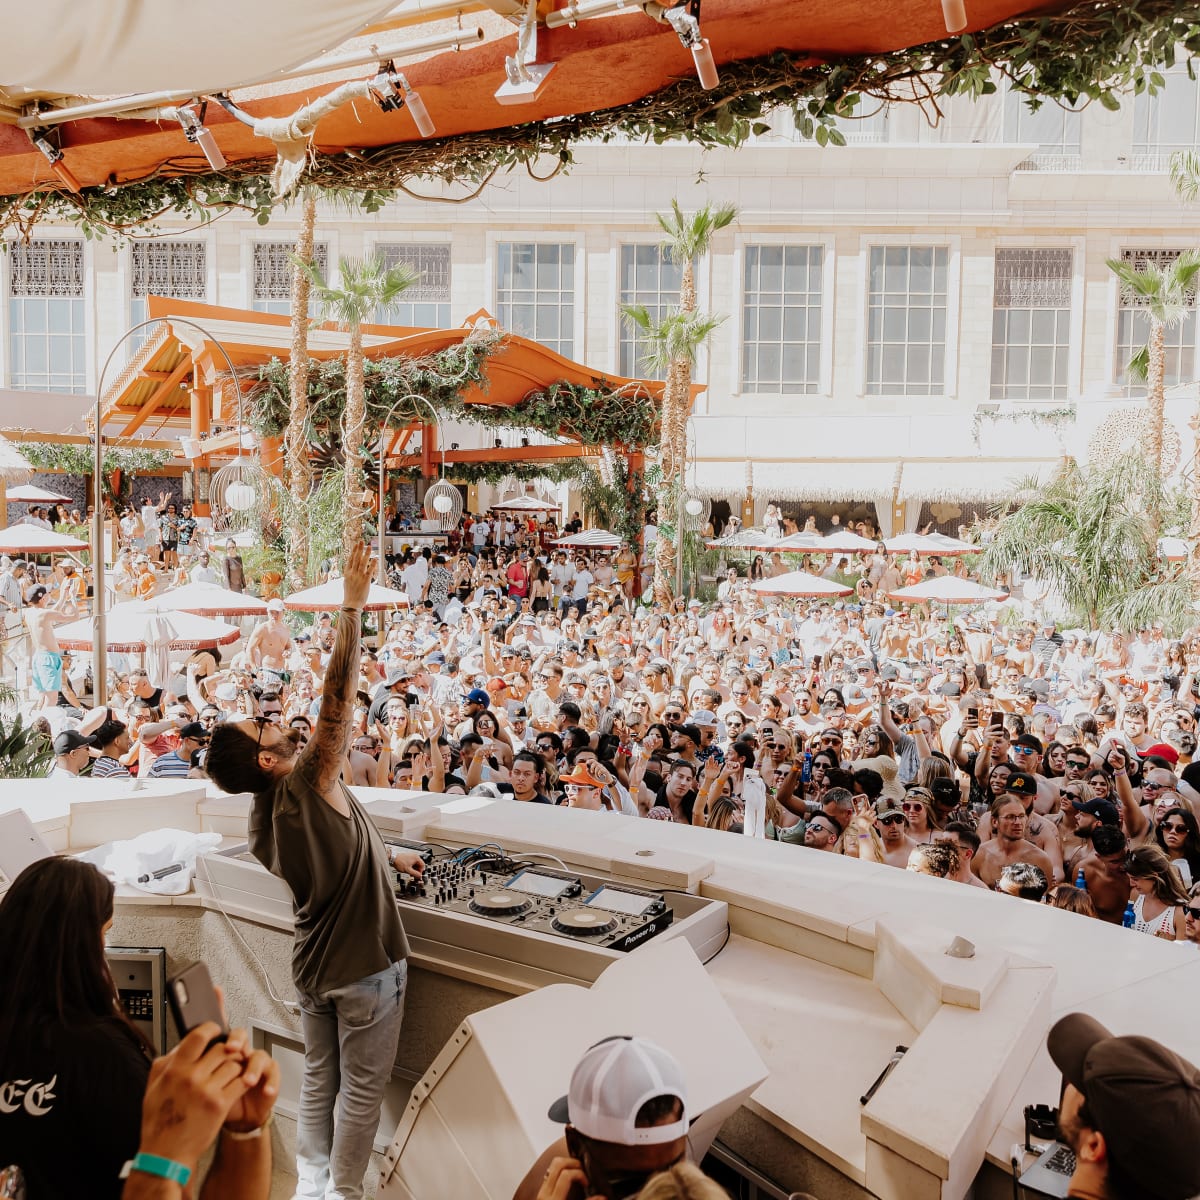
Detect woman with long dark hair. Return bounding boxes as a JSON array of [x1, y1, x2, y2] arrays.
[[1154, 806, 1200, 891], [0, 857, 152, 1197]]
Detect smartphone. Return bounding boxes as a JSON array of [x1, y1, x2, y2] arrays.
[[989, 711, 1005, 730], [167, 961, 227, 1042], [812, 655, 823, 669], [967, 707, 978, 723]]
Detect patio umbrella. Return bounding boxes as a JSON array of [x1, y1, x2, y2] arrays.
[[705, 529, 812, 553], [922, 531, 975, 556], [150, 581, 270, 618], [752, 571, 854, 598], [817, 530, 878, 553], [1159, 537, 1188, 562], [554, 529, 623, 548], [283, 579, 411, 612], [0, 437, 33, 485], [887, 578, 1009, 605], [6, 483, 74, 504], [884, 533, 953, 556], [0, 522, 89, 554], [490, 496, 560, 513], [55, 600, 241, 686]]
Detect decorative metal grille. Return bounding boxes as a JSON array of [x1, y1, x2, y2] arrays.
[[131, 240, 207, 298], [993, 249, 1072, 308], [253, 242, 328, 300], [377, 243, 450, 302], [1118, 248, 1198, 306], [8, 239, 84, 297]]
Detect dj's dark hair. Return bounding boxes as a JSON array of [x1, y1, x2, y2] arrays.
[[207, 723, 272, 795]]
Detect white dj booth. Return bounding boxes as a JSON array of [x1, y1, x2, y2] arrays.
[[5, 777, 1200, 1200]]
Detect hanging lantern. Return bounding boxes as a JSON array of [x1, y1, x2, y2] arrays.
[[685, 497, 705, 517], [423, 478, 462, 530], [225, 481, 256, 511]]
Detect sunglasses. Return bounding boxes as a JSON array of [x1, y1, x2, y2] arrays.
[[1162, 822, 1189, 833], [1186, 907, 1200, 920], [879, 813, 907, 826], [1012, 746, 1036, 755], [1065, 761, 1090, 771], [1142, 782, 1166, 791], [808, 824, 837, 838], [901, 802, 926, 812]]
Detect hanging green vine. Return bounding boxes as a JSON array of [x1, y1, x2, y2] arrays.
[[247, 336, 660, 450], [2, 0, 1192, 242], [16, 442, 174, 476], [390, 459, 591, 488]]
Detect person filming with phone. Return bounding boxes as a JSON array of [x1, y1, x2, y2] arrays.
[[207, 541, 427, 1200]]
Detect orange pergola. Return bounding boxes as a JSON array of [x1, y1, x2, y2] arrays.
[[0, 0, 1081, 199], [99, 295, 697, 513]]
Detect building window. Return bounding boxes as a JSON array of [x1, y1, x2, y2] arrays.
[[1115, 248, 1197, 396], [866, 246, 948, 396], [495, 242, 574, 357], [130, 240, 207, 353], [741, 245, 823, 394], [252, 242, 328, 315], [374, 243, 451, 326], [990, 248, 1072, 402], [618, 244, 683, 379], [1004, 89, 1082, 169], [1133, 69, 1200, 168], [7, 238, 86, 392]]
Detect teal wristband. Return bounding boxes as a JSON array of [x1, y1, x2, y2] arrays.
[[120, 1152, 192, 1187]]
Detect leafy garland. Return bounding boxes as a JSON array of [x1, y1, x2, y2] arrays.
[[2, 0, 1194, 241], [390, 460, 590, 488], [16, 442, 174, 476], [248, 338, 660, 450], [970, 405, 1076, 447]]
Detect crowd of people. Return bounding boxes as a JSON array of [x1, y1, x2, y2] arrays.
[[12, 495, 1200, 946]]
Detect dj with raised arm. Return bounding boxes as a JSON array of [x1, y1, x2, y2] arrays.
[[206, 541, 426, 1200]]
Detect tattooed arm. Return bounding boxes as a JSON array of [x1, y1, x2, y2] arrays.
[[295, 541, 371, 803]]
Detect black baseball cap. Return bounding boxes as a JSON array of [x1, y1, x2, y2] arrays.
[[1048, 1013, 1200, 1200], [1071, 797, 1119, 825], [179, 722, 209, 741], [1004, 770, 1039, 798], [53, 730, 91, 755]]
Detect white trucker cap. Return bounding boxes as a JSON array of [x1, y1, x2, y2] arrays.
[[547, 1036, 688, 1146]]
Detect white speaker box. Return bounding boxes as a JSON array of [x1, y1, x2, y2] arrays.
[[379, 938, 766, 1200]]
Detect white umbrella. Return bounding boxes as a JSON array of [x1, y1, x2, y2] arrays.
[[0, 437, 33, 485], [922, 531, 975, 556], [0, 521, 89, 554], [151, 581, 270, 617], [887, 577, 1009, 605], [284, 579, 411, 612], [817, 530, 878, 552], [490, 496, 560, 513], [6, 483, 74, 504], [884, 533, 952, 556], [554, 529, 623, 548], [705, 529, 812, 553], [752, 571, 854, 598], [1159, 537, 1188, 562], [55, 600, 241, 670]]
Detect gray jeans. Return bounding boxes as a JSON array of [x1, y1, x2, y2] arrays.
[[294, 960, 408, 1200]]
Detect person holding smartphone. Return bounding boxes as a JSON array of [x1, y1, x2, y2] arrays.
[[206, 542, 426, 1200]]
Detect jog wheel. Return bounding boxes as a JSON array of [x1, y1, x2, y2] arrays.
[[469, 892, 531, 917], [552, 908, 617, 937]]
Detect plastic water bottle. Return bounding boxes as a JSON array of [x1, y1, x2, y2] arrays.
[[1122, 901, 1136, 929], [1074, 867, 1087, 892]]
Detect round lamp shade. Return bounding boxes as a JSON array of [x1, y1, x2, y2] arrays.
[[432, 493, 454, 514], [423, 479, 462, 530], [225, 481, 256, 512], [685, 498, 705, 517]]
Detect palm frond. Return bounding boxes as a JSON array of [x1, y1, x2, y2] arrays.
[[1127, 345, 1150, 383], [1170, 150, 1200, 204], [623, 308, 726, 373], [656, 201, 737, 263], [294, 254, 419, 330]]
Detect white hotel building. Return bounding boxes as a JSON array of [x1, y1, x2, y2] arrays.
[[3, 66, 1200, 533]]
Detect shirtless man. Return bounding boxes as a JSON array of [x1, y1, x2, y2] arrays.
[[933, 823, 990, 888], [972, 796, 1058, 889], [248, 598, 294, 675], [976, 771, 1064, 881], [1077, 825, 1132, 924], [24, 584, 74, 708], [876, 797, 918, 868]]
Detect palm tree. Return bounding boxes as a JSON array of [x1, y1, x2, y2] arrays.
[[1168, 150, 1200, 598], [297, 255, 418, 561], [285, 189, 318, 588], [629, 200, 736, 604], [1105, 249, 1200, 542], [978, 453, 1182, 630]]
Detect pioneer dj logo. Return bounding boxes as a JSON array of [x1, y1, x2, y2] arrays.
[[0, 1076, 57, 1116], [622, 924, 656, 947]]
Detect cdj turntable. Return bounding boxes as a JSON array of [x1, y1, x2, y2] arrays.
[[390, 853, 675, 952]]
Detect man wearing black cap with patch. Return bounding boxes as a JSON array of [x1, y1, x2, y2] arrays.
[[49, 729, 91, 778], [1046, 1013, 1200, 1200]]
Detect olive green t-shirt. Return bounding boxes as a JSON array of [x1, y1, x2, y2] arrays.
[[249, 765, 409, 994]]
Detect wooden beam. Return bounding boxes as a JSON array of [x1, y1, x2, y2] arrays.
[[119, 358, 193, 437], [389, 443, 593, 467], [0, 430, 179, 450]]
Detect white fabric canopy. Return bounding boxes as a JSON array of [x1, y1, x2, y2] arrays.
[[284, 580, 411, 612], [6, 484, 73, 504], [490, 496, 560, 512], [887, 578, 1009, 604], [55, 600, 240, 656], [554, 529, 622, 548], [0, 521, 88, 553], [0, 438, 33, 485], [149, 581, 270, 617], [0, 0, 400, 95], [752, 571, 853, 598], [884, 533, 953, 556], [817, 530, 878, 552], [752, 460, 902, 502], [1159, 537, 1188, 562], [895, 458, 1060, 503]]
